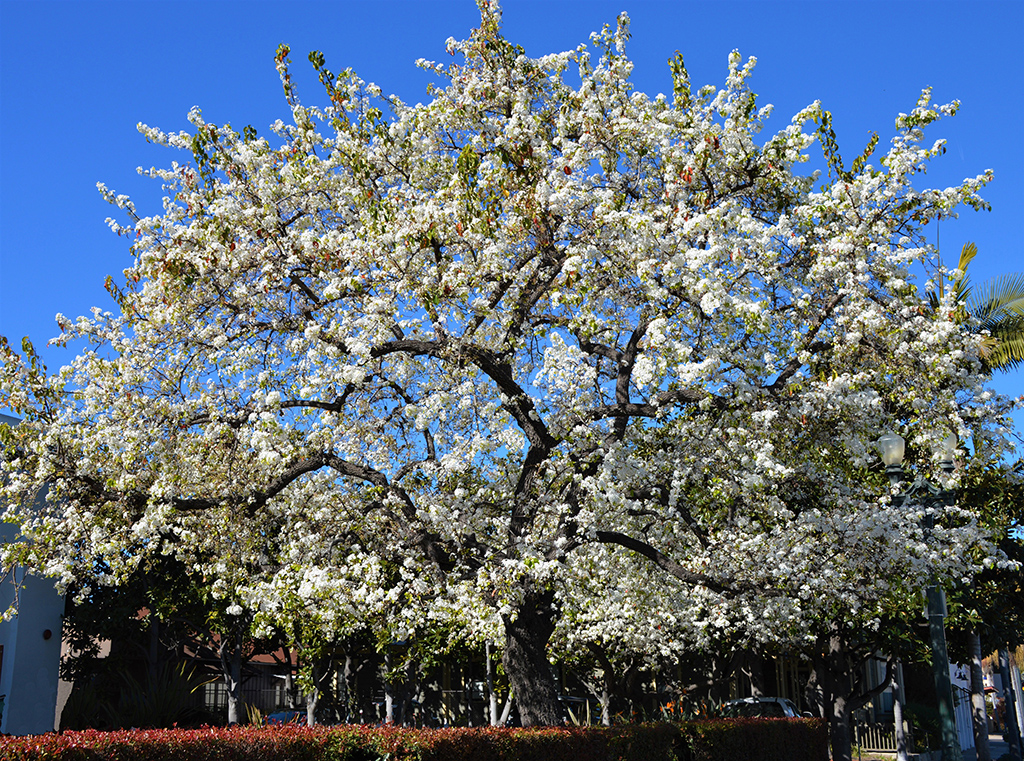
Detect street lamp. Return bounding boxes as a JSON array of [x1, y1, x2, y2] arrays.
[[877, 430, 962, 761]]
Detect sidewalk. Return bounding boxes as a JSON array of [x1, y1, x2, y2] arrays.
[[961, 733, 1013, 760], [854, 733, 1018, 761]]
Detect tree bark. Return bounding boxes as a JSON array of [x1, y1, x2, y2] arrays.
[[819, 631, 855, 761], [486, 642, 500, 726], [740, 649, 765, 698], [501, 584, 562, 726], [892, 661, 908, 761], [818, 628, 895, 761], [339, 652, 356, 723], [499, 694, 515, 726], [805, 663, 826, 719], [1013, 660, 1024, 752], [306, 687, 319, 727], [219, 629, 243, 725], [1000, 647, 1024, 761], [147, 613, 160, 684], [970, 632, 992, 761], [826, 670, 853, 761], [306, 653, 333, 726], [599, 685, 611, 726], [384, 650, 395, 724], [399, 658, 416, 726]]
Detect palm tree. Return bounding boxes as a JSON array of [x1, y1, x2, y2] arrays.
[[947, 242, 1024, 370]]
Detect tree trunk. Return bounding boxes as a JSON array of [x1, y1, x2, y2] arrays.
[[486, 642, 500, 726], [501, 584, 562, 726], [970, 632, 992, 761], [219, 630, 243, 725], [830, 695, 852, 761], [817, 627, 897, 761], [892, 661, 908, 761], [1013, 660, 1024, 751], [339, 652, 356, 724], [499, 694, 515, 726], [384, 650, 395, 724], [741, 649, 765, 698], [147, 614, 160, 684], [1000, 648, 1024, 761], [398, 658, 416, 726], [599, 685, 611, 726], [306, 687, 319, 727], [306, 654, 333, 726], [805, 663, 826, 719], [579, 644, 616, 726], [823, 631, 854, 761]]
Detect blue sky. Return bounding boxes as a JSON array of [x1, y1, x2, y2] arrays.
[[1, 0, 1022, 441]]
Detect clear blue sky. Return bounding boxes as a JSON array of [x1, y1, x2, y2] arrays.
[[1, 0, 1022, 441]]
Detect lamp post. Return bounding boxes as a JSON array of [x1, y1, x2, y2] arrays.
[[878, 431, 963, 761]]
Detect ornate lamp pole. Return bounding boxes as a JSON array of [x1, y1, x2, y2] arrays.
[[878, 431, 963, 761]]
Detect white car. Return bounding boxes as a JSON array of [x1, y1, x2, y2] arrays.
[[722, 697, 804, 718]]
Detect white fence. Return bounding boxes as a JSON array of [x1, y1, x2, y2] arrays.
[[953, 684, 975, 752]]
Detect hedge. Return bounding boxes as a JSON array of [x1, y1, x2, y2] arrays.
[[677, 718, 829, 761], [0, 719, 826, 761]]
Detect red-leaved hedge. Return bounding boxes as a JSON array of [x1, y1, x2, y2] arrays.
[[0, 719, 826, 761]]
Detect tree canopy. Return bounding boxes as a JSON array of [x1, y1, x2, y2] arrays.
[[0, 3, 1013, 726]]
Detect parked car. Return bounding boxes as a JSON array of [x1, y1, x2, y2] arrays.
[[265, 709, 307, 725], [722, 697, 804, 718]]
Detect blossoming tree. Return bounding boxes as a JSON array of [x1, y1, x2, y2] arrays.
[[0, 3, 1010, 734]]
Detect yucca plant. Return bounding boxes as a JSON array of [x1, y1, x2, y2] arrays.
[[102, 660, 216, 729]]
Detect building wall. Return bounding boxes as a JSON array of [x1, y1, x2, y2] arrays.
[[0, 412, 65, 734], [0, 529, 65, 734]]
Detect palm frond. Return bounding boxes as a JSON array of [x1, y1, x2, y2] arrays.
[[956, 242, 978, 272], [987, 336, 1024, 370], [951, 242, 978, 304], [986, 316, 1024, 370], [946, 243, 1024, 371], [968, 273, 1024, 326]]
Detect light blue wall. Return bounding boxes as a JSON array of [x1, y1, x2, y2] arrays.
[[0, 412, 64, 734]]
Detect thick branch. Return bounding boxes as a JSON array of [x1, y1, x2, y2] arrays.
[[611, 320, 649, 442], [587, 386, 726, 421], [577, 336, 622, 364], [373, 337, 556, 452], [503, 232, 567, 348], [848, 656, 896, 713], [594, 530, 732, 594], [767, 292, 844, 392], [372, 335, 557, 536]]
